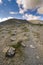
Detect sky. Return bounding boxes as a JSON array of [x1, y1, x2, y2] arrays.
[[0, 0, 43, 22]]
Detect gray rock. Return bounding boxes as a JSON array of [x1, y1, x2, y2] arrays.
[[11, 32, 16, 36], [10, 36, 16, 41], [21, 43, 26, 47], [6, 47, 16, 57]]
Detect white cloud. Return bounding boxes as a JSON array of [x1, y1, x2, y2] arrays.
[[16, 0, 43, 14], [22, 0, 43, 9], [0, 17, 14, 22], [16, 0, 22, 6], [38, 7, 43, 14], [19, 8, 24, 14], [9, 11, 18, 14], [23, 14, 40, 20], [0, 0, 2, 4]]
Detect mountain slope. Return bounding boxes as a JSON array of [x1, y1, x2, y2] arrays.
[[0, 19, 43, 65]]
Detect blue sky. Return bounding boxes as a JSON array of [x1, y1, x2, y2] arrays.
[[0, 0, 43, 22]]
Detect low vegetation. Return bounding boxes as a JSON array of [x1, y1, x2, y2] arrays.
[[10, 40, 23, 49]]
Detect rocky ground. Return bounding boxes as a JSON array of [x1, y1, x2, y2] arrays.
[[0, 19, 43, 65]]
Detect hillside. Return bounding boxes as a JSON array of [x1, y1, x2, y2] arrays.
[[0, 19, 43, 65], [29, 20, 43, 24]]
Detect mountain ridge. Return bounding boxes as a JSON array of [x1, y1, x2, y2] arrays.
[[0, 18, 43, 26]]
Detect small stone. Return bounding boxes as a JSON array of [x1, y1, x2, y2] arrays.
[[10, 37, 16, 41], [6, 47, 16, 57], [39, 64, 42, 65], [21, 43, 26, 47], [11, 30, 17, 35], [11, 34, 16, 36], [36, 56, 40, 59], [30, 45, 35, 49], [11, 33, 16, 36]]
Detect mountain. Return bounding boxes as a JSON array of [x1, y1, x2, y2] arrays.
[[0, 19, 29, 25], [0, 19, 43, 26], [29, 20, 43, 24], [0, 18, 43, 65]]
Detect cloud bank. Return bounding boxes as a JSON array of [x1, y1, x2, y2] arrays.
[[23, 14, 40, 20], [38, 7, 43, 14], [9, 11, 18, 14], [16, 0, 43, 20], [16, 0, 43, 10]]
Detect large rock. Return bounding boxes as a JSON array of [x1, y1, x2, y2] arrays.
[[6, 47, 16, 57]]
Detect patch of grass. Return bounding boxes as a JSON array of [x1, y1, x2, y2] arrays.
[[8, 30, 11, 34], [30, 23, 43, 26], [10, 40, 22, 49], [10, 40, 25, 58], [33, 31, 40, 38], [39, 24, 43, 26], [0, 29, 2, 32], [23, 27, 29, 32], [21, 26, 29, 32]]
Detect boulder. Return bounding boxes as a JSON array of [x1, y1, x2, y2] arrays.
[[6, 47, 16, 57]]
